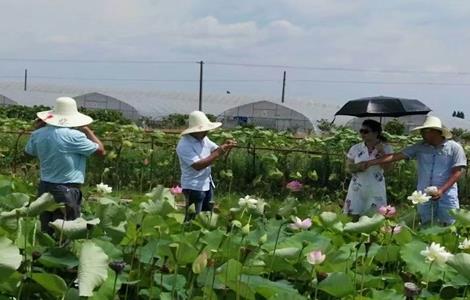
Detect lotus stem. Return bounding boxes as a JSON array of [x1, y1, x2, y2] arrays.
[[268, 221, 285, 280], [111, 271, 118, 299], [124, 216, 145, 300], [171, 264, 179, 299], [431, 202, 434, 227]]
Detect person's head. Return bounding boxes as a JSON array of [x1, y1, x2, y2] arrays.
[[190, 131, 209, 140], [411, 116, 452, 145], [420, 128, 445, 144], [360, 119, 386, 142], [180, 111, 222, 139], [36, 97, 93, 128]]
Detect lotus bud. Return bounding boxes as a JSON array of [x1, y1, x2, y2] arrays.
[[259, 233, 268, 245], [241, 223, 250, 235], [109, 261, 126, 274]]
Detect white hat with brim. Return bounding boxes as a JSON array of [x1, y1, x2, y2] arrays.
[[37, 97, 93, 128], [411, 115, 452, 139], [180, 111, 222, 136]]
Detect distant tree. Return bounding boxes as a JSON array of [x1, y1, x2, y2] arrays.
[[451, 128, 466, 139], [453, 111, 457, 117], [316, 118, 336, 133], [462, 112, 465, 119], [384, 118, 405, 135]]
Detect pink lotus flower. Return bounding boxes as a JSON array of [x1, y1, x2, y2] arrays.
[[306, 250, 326, 265], [289, 217, 312, 230], [170, 185, 183, 195], [286, 180, 303, 192], [378, 205, 396, 218], [381, 225, 402, 235]]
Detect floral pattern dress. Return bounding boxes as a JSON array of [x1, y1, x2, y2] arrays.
[[343, 142, 393, 215]]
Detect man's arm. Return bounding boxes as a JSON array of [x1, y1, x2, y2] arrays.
[[346, 159, 361, 174], [431, 167, 465, 200], [357, 152, 408, 170], [79, 126, 105, 157], [191, 140, 237, 171]]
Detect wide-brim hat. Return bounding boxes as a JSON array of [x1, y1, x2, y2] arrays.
[[411, 115, 452, 139], [37, 97, 93, 128], [180, 111, 222, 135]]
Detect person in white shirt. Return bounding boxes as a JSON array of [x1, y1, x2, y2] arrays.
[[176, 111, 236, 220], [343, 119, 393, 218]]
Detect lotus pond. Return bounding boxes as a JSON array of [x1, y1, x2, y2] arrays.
[[2, 175, 470, 299]]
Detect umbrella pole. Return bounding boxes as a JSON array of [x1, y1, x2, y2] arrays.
[[379, 116, 383, 124]]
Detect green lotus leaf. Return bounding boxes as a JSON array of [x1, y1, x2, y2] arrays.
[[320, 212, 338, 226], [50, 218, 100, 239], [0, 237, 22, 280], [78, 241, 109, 297], [31, 273, 67, 297], [272, 247, 301, 258], [318, 272, 354, 298], [450, 209, 470, 226], [447, 253, 470, 282], [343, 214, 385, 234]]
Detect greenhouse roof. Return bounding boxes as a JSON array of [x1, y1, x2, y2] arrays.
[[0, 81, 348, 124]]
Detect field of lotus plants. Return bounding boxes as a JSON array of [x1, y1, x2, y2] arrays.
[[0, 116, 439, 202], [3, 173, 470, 300], [3, 116, 470, 299]]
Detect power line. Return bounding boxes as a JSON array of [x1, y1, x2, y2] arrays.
[[1, 74, 281, 82], [1, 57, 469, 76], [0, 75, 23, 79], [27, 76, 470, 86], [205, 61, 470, 76], [4, 73, 470, 86], [0, 58, 196, 64], [33, 75, 198, 82], [288, 79, 470, 86]]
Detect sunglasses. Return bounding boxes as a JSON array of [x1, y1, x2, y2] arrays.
[[359, 129, 370, 134]]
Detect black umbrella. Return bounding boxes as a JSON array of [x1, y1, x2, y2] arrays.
[[335, 96, 431, 118]]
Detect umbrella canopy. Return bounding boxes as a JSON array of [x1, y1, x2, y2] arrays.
[[335, 96, 431, 117]]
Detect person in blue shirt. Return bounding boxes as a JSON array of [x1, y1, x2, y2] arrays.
[[176, 111, 236, 220], [25, 97, 105, 234], [358, 116, 467, 225]]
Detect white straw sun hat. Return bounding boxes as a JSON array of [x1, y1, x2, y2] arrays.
[[37, 97, 93, 128], [411, 115, 452, 139], [180, 111, 222, 135]]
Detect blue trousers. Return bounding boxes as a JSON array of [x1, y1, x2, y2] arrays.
[[417, 194, 458, 226], [183, 188, 213, 221], [38, 181, 82, 235]]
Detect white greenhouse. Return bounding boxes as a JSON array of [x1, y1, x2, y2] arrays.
[[0, 94, 18, 106], [218, 100, 314, 132], [74, 92, 141, 121]]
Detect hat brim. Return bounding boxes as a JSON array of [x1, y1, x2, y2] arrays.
[[411, 125, 452, 139], [180, 122, 222, 136], [37, 110, 93, 128]]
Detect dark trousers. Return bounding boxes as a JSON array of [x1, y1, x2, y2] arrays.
[[38, 181, 82, 235], [183, 188, 213, 221]]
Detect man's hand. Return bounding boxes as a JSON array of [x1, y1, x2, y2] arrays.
[[219, 139, 237, 153], [77, 126, 106, 157], [430, 189, 443, 201], [354, 161, 369, 172]]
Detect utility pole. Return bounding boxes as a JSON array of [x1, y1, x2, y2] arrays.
[[281, 70, 286, 103], [198, 61, 204, 111], [24, 69, 28, 91]]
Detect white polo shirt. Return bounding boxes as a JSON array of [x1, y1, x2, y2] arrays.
[[176, 135, 219, 191]]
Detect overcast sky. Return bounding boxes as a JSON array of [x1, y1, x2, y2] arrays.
[[2, 0, 470, 119]]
